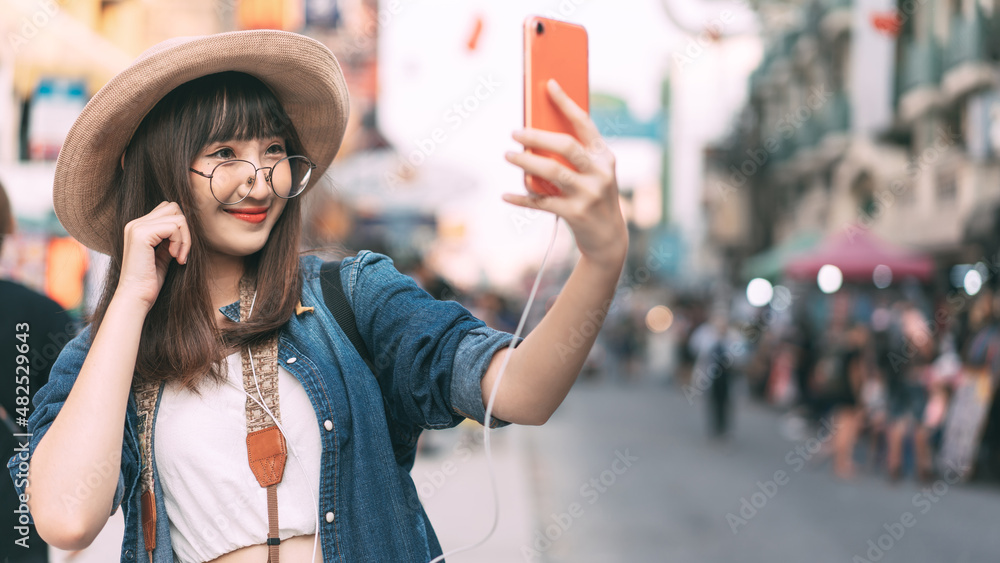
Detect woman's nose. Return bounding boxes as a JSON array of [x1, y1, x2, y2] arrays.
[[241, 165, 271, 199]]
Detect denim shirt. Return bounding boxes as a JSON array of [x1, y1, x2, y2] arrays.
[[7, 250, 520, 562]]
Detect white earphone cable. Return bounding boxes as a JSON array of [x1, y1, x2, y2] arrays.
[[428, 214, 560, 563]]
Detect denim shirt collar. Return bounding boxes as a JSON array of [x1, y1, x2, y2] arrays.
[[219, 301, 240, 322]]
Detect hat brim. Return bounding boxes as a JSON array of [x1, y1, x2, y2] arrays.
[[53, 30, 350, 255]]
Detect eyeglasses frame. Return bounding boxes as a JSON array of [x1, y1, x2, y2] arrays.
[[189, 155, 318, 206]]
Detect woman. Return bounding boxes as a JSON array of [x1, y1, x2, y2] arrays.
[[6, 30, 627, 563]]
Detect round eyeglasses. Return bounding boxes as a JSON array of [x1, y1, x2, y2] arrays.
[[189, 155, 317, 205]]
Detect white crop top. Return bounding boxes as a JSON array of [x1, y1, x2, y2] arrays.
[[154, 350, 322, 563]]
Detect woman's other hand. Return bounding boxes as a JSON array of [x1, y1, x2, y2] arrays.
[[116, 200, 191, 311]]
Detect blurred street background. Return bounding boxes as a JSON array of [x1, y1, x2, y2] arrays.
[[4, 0, 1000, 562]]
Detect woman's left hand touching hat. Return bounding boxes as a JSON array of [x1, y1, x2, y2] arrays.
[[503, 79, 629, 270]]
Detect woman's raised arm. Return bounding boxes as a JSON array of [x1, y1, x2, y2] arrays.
[[483, 78, 629, 425]]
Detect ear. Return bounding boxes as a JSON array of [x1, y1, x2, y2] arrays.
[[120, 151, 126, 170]]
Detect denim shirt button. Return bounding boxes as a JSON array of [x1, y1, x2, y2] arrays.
[[286, 357, 297, 364], [325, 511, 335, 523], [323, 419, 333, 431], [124, 549, 134, 560]]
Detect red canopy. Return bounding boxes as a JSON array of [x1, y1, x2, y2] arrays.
[[784, 226, 934, 281]]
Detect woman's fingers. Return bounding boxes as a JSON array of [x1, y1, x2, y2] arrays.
[[173, 211, 191, 264], [512, 128, 593, 174], [146, 200, 181, 219], [138, 216, 189, 264], [501, 191, 569, 217], [546, 79, 602, 149], [144, 200, 172, 219], [163, 216, 189, 265], [141, 202, 190, 263], [505, 149, 580, 195], [502, 191, 552, 209]]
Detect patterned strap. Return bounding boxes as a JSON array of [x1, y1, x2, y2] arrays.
[[134, 378, 160, 555], [240, 273, 282, 431], [134, 272, 286, 560], [239, 274, 285, 562]]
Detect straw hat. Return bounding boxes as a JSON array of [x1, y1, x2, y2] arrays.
[[52, 29, 351, 255]]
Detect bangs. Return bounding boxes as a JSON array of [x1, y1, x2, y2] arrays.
[[176, 71, 294, 147]]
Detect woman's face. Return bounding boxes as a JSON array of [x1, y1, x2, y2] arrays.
[[188, 136, 289, 259]]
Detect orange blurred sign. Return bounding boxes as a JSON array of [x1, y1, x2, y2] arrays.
[[238, 0, 303, 31], [44, 237, 88, 310]]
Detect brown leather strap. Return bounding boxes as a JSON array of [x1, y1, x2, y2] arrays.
[[266, 484, 280, 562], [246, 426, 287, 485], [140, 489, 157, 552], [248, 425, 285, 563]]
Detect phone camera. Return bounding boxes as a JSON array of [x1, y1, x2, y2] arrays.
[[536, 21, 545, 35]]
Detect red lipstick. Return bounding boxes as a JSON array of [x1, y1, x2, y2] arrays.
[[224, 207, 268, 224]]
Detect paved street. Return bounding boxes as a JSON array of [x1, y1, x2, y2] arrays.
[[519, 379, 1000, 563]]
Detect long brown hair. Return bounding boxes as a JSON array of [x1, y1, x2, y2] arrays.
[[87, 72, 307, 394]]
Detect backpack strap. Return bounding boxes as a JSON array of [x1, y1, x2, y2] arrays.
[[320, 260, 376, 374], [320, 260, 421, 466]]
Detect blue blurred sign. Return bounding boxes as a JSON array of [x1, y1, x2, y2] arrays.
[[28, 78, 86, 161], [591, 92, 665, 141], [647, 226, 684, 279]]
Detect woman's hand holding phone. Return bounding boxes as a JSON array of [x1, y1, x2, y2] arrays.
[[503, 79, 628, 270], [115, 200, 191, 312]]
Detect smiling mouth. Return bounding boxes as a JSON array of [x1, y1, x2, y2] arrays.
[[224, 208, 268, 224]]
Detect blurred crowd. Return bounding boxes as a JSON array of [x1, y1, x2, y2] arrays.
[[671, 285, 1000, 487]]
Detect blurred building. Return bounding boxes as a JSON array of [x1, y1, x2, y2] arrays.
[[709, 0, 1000, 282]]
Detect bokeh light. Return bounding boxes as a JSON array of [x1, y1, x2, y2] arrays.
[[817, 265, 843, 294], [964, 270, 983, 296], [645, 305, 674, 333], [746, 278, 774, 307], [873, 264, 892, 289]]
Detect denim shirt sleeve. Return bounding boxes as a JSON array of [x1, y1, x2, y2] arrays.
[[6, 325, 128, 526], [341, 250, 523, 430]]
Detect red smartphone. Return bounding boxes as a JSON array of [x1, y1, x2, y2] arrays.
[[523, 16, 589, 196]]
